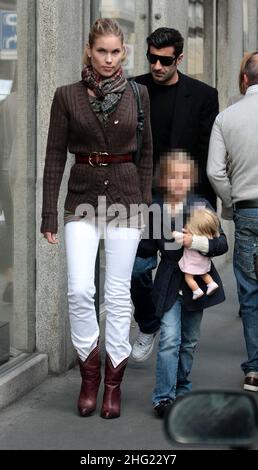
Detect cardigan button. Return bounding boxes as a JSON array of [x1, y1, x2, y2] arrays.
[[104, 180, 109, 186], [114, 120, 119, 125]]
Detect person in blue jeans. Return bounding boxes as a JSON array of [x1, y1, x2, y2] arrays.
[[207, 52, 258, 393], [233, 210, 258, 378], [137, 150, 228, 417]]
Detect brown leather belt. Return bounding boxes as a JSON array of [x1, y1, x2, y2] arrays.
[[75, 152, 133, 167]]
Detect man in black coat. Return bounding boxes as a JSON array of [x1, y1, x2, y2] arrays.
[[131, 27, 219, 362]]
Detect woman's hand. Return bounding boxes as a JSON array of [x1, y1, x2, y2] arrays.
[[182, 228, 193, 248], [43, 232, 58, 244]]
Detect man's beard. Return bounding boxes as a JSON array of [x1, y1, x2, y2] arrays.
[[152, 68, 177, 84]]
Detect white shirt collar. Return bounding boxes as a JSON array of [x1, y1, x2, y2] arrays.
[[166, 201, 184, 215], [246, 84, 258, 95]]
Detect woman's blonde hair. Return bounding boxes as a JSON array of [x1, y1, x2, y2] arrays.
[[186, 207, 220, 238], [83, 18, 126, 66]]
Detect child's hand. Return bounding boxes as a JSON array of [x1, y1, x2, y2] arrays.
[[172, 230, 184, 244], [182, 228, 193, 248]]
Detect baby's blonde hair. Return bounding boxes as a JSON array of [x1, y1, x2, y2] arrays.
[[83, 18, 126, 66], [186, 207, 220, 238]]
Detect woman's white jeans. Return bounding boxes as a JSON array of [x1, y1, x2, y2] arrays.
[[64, 219, 141, 367]]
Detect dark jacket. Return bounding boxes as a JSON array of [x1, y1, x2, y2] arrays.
[[135, 72, 219, 208], [137, 195, 228, 317], [41, 80, 153, 234]]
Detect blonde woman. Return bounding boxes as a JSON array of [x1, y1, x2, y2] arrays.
[[41, 18, 153, 419]]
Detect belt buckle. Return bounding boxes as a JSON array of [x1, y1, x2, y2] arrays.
[[89, 152, 109, 167]]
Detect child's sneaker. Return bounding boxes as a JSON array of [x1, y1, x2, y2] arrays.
[[192, 288, 204, 300], [206, 281, 219, 296]]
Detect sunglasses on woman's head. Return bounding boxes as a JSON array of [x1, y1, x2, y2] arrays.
[[146, 52, 177, 66]]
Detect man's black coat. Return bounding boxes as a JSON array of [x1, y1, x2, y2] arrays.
[[135, 71, 219, 208]]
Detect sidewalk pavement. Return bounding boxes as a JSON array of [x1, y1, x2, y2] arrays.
[[0, 262, 257, 450]]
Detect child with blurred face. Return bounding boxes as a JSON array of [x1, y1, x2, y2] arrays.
[[137, 150, 227, 417]]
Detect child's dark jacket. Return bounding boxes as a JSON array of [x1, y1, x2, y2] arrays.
[[137, 195, 228, 317]]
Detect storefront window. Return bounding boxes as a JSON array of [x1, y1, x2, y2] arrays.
[[0, 0, 17, 365], [0, 0, 35, 367]]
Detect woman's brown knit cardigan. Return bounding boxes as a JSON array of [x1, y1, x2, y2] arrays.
[[41, 80, 153, 234]]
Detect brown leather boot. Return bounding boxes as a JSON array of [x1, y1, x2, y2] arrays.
[[77, 344, 101, 417], [101, 354, 128, 419]]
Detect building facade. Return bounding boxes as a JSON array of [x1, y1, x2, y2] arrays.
[[0, 0, 257, 408]]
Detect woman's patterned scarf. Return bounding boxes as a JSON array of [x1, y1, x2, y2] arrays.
[[81, 65, 127, 121]]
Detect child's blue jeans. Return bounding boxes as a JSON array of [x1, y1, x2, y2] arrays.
[[152, 295, 203, 406]]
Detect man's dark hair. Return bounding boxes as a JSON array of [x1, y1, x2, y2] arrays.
[[245, 52, 258, 86], [146, 27, 184, 57]]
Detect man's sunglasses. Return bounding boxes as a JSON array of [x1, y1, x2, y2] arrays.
[[146, 52, 177, 66]]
